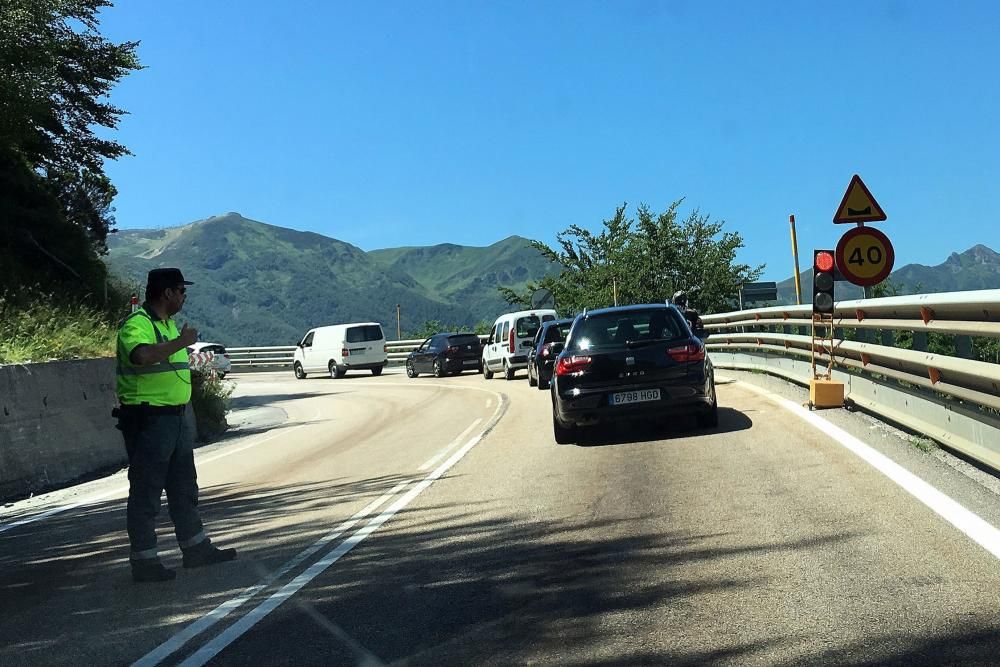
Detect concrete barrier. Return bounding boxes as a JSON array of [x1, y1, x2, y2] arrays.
[[0, 359, 124, 500]]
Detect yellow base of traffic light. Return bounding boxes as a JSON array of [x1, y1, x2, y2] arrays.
[[809, 379, 844, 409]]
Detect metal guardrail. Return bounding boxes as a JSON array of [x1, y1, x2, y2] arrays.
[[227, 335, 490, 368], [703, 289, 1000, 472]]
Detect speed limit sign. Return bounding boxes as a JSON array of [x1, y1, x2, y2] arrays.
[[835, 226, 895, 287]]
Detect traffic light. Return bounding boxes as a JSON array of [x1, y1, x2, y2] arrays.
[[813, 249, 836, 316]]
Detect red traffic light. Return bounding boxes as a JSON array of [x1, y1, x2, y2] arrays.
[[815, 251, 835, 272]]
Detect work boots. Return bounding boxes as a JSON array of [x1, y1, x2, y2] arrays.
[[131, 559, 176, 583], [182, 541, 238, 569]]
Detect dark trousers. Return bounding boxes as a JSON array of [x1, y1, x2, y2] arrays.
[[121, 412, 206, 560]]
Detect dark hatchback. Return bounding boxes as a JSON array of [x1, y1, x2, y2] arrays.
[[550, 304, 716, 443], [406, 332, 483, 378], [527, 318, 574, 390]]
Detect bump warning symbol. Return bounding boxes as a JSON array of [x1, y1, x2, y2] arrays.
[[833, 174, 887, 224]]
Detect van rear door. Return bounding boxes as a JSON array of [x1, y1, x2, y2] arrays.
[[344, 325, 385, 365]]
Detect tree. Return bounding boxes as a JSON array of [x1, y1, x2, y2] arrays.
[[1, 0, 140, 259], [502, 201, 763, 316]]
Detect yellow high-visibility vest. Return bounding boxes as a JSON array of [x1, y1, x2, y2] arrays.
[[116, 306, 191, 406]]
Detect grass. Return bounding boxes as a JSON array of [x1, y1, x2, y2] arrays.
[[907, 436, 939, 453], [0, 293, 117, 364]]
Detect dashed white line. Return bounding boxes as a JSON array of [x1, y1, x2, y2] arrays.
[[419, 419, 483, 471], [132, 480, 411, 667], [737, 381, 1000, 559]]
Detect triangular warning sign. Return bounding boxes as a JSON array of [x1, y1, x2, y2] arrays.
[[833, 174, 886, 224]]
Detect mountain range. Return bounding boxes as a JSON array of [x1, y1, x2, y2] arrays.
[[104, 213, 558, 345], [773, 244, 1000, 304], [105, 213, 1000, 344]]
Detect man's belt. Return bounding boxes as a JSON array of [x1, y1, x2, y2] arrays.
[[116, 403, 186, 416]]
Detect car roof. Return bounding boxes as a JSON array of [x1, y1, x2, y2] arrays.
[[541, 318, 574, 328], [580, 303, 677, 318], [496, 309, 557, 320]]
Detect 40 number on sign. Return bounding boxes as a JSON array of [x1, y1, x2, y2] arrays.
[[835, 227, 895, 287]]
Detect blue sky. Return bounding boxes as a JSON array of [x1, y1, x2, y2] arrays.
[[99, 1, 1000, 281]]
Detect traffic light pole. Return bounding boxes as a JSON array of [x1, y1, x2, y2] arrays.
[[809, 249, 844, 409]]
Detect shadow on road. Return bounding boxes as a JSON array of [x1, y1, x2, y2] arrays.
[[574, 407, 753, 447], [3, 468, 1000, 666]]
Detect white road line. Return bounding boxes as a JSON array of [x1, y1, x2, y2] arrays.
[[178, 395, 506, 667], [0, 422, 310, 535], [418, 419, 483, 471], [132, 480, 411, 667], [737, 381, 1000, 559]]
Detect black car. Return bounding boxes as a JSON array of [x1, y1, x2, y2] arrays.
[[527, 318, 574, 390], [406, 332, 483, 378], [550, 304, 716, 443]]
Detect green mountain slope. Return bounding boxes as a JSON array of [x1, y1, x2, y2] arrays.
[[105, 213, 554, 345]]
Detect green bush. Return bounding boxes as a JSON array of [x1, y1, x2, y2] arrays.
[[190, 366, 234, 442]]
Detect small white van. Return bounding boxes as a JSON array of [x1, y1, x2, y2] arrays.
[[482, 309, 557, 380], [293, 323, 387, 379]]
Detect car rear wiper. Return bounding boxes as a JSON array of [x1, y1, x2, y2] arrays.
[[625, 337, 673, 348]]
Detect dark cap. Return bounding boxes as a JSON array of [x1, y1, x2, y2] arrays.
[[146, 268, 194, 289]]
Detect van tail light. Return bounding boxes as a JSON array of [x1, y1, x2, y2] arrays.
[[667, 343, 705, 363], [508, 329, 515, 354], [555, 355, 592, 376], [342, 348, 350, 357]]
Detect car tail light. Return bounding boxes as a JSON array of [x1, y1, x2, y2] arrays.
[[223, 354, 230, 359], [541, 343, 551, 358], [446, 346, 459, 355], [667, 343, 705, 363], [342, 348, 350, 357], [508, 329, 515, 354], [384, 344, 388, 353], [555, 355, 592, 376]]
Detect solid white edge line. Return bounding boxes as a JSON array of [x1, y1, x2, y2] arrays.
[[419, 418, 483, 471], [736, 380, 1000, 559], [0, 422, 310, 536], [178, 394, 506, 667], [132, 480, 411, 667]]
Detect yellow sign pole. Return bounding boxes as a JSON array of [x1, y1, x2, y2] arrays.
[[789, 214, 802, 305]]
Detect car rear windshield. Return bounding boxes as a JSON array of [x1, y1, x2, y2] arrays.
[[515, 316, 542, 339], [544, 322, 572, 344], [346, 325, 384, 343], [567, 310, 686, 351], [448, 334, 481, 347]]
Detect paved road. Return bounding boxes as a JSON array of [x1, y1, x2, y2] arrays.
[[2, 368, 1000, 665]]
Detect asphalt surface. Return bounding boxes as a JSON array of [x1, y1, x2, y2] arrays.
[[2, 366, 1000, 666]]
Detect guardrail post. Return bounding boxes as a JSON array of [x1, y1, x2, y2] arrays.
[[880, 329, 894, 347], [956, 335, 974, 359], [913, 331, 928, 352]]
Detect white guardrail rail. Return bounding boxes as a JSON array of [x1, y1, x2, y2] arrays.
[[702, 289, 1000, 472], [226, 336, 490, 369]]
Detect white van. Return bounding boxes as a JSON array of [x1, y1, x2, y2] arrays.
[[482, 309, 557, 380], [293, 323, 388, 379]]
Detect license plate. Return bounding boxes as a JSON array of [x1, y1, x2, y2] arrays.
[[463, 359, 479, 366], [610, 388, 661, 406]]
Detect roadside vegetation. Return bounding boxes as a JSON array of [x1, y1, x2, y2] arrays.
[[501, 200, 763, 316], [1, 1, 141, 363], [0, 283, 136, 364]]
